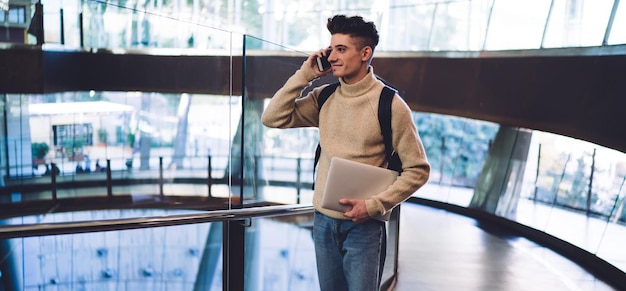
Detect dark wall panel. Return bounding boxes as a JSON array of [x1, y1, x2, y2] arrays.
[[2, 47, 625, 153], [373, 54, 626, 154], [0, 46, 43, 92], [42, 51, 238, 95]]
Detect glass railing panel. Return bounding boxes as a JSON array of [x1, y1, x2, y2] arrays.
[[244, 215, 318, 290], [1, 210, 215, 290], [243, 36, 440, 205], [596, 217, 626, 272], [81, 6, 154, 49], [0, 205, 315, 290], [413, 111, 626, 273], [242, 34, 404, 288], [413, 112, 498, 207], [242, 34, 321, 205], [483, 0, 551, 50], [3, 91, 233, 201], [2, 17, 238, 206], [542, 0, 615, 48], [5, 94, 34, 179], [607, 0, 626, 45], [518, 130, 626, 271]]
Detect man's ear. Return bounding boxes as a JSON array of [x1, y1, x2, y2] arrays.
[[361, 46, 372, 61]]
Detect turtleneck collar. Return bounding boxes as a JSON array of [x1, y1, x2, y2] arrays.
[[338, 66, 379, 97]]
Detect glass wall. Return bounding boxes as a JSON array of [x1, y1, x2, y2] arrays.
[[1, 0, 626, 289], [609, 1, 626, 44], [241, 35, 319, 204], [412, 114, 626, 272], [2, 208, 317, 290], [4, 90, 626, 287], [1, 0, 241, 201], [7, 209, 215, 290], [24, 0, 624, 51], [5, 91, 239, 200]]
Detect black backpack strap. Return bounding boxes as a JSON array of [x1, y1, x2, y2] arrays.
[[313, 82, 340, 189], [317, 82, 340, 111], [378, 86, 395, 158], [313, 83, 400, 189], [378, 86, 402, 173]]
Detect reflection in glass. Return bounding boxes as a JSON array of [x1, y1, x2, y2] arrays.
[[524, 131, 626, 220], [607, 0, 626, 45], [484, 0, 551, 50], [413, 112, 626, 274], [543, 0, 614, 48], [3, 91, 238, 201], [244, 217, 317, 290], [2, 210, 213, 290], [35, 0, 626, 51], [243, 35, 320, 205], [1, 210, 316, 290], [413, 113, 498, 206], [519, 131, 626, 269]]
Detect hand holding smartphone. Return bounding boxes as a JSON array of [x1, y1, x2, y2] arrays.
[[316, 49, 332, 71]]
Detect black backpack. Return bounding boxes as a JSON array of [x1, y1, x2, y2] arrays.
[[312, 82, 402, 189]]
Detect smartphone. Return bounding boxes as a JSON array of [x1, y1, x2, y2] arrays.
[[316, 49, 332, 71]]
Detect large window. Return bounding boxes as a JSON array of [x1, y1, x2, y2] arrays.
[[52, 123, 93, 160], [53, 123, 94, 148], [1, 5, 26, 24], [39, 0, 626, 50]]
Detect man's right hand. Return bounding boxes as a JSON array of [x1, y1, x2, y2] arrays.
[[310, 48, 332, 77]]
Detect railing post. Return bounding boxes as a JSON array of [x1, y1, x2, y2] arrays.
[[438, 136, 445, 184], [50, 163, 57, 202], [159, 157, 164, 197], [79, 12, 84, 48], [222, 220, 245, 291], [59, 8, 65, 45], [0, 224, 22, 290], [253, 155, 259, 199], [296, 158, 301, 204], [106, 159, 112, 198], [207, 155, 212, 198], [587, 148, 597, 215], [380, 205, 401, 290], [533, 143, 542, 201]]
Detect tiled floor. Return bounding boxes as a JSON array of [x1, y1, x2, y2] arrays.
[[394, 202, 616, 291]]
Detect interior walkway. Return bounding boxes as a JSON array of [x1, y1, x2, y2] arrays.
[[2, 181, 623, 290], [394, 202, 616, 291]]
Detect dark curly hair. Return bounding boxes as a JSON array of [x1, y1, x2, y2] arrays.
[[327, 15, 379, 51]]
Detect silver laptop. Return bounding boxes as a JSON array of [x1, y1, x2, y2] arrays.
[[321, 157, 399, 213]]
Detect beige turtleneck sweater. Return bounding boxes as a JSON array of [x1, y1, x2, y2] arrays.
[[261, 61, 430, 221]]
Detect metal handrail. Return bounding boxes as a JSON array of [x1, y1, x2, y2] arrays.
[[0, 203, 314, 239]]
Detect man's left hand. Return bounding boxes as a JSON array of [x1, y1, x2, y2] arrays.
[[340, 199, 370, 223]]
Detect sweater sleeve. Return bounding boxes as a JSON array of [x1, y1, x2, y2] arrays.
[[365, 95, 431, 218], [261, 61, 323, 129]]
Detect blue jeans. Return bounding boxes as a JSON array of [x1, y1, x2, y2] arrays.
[[313, 211, 387, 291]]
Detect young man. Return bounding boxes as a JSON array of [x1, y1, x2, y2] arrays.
[[262, 15, 430, 290]]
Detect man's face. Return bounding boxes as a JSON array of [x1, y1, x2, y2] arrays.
[[328, 33, 371, 84]]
